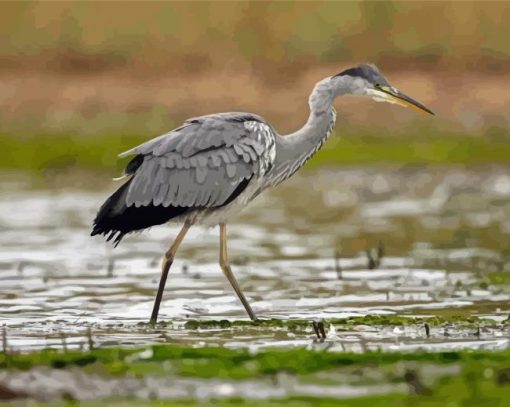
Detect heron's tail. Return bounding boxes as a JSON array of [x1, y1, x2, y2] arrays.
[[91, 179, 189, 247]]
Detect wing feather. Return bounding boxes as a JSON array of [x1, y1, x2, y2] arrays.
[[121, 113, 276, 209]]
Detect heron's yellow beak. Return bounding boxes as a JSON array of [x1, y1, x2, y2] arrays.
[[374, 85, 434, 115]]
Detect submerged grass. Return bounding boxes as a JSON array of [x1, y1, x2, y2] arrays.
[[3, 342, 510, 380], [29, 387, 510, 406], [2, 344, 510, 405], [5, 390, 510, 407], [180, 314, 503, 331], [2, 127, 510, 178], [484, 271, 510, 285], [1, 393, 500, 407]]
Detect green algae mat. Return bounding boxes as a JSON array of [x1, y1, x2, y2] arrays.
[[2, 341, 510, 405]]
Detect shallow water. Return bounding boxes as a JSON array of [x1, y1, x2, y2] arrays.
[[1, 166, 510, 352]]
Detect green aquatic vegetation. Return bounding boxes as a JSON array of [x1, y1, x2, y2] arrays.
[[4, 355, 510, 406], [0, 397, 446, 407], [3, 343, 510, 380], [484, 271, 510, 285], [182, 318, 310, 331], [0, 347, 138, 375], [3, 345, 510, 405], [5, 387, 510, 407], [181, 314, 498, 331]]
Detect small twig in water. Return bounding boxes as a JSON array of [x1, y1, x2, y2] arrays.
[[312, 319, 327, 342], [474, 326, 481, 338], [365, 242, 384, 270], [60, 332, 68, 353], [424, 322, 430, 338], [366, 247, 382, 270], [377, 240, 385, 261], [366, 249, 377, 270], [149, 256, 159, 268], [107, 258, 115, 277], [317, 321, 326, 340], [334, 249, 342, 279], [2, 325, 7, 354], [17, 261, 27, 275], [87, 327, 94, 351], [424, 323, 430, 338], [312, 320, 320, 339], [359, 339, 368, 352]]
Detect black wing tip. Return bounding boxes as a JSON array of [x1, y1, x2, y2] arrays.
[[91, 199, 189, 248], [90, 223, 102, 238], [91, 225, 126, 247]]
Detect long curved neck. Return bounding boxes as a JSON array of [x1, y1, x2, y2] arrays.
[[269, 77, 351, 185]]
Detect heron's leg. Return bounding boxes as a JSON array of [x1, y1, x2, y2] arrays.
[[219, 223, 257, 321], [150, 223, 191, 325]]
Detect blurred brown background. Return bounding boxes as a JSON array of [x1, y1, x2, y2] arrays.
[[0, 1, 509, 139]]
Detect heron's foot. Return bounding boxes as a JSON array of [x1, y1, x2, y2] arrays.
[[247, 311, 258, 322]]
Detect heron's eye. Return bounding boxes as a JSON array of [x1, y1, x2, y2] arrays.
[[375, 83, 381, 88]]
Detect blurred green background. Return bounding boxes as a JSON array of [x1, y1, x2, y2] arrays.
[[1, 1, 510, 176]]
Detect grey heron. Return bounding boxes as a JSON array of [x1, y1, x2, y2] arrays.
[[91, 64, 433, 324]]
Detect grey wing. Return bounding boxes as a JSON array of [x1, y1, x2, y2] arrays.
[[120, 113, 276, 209]]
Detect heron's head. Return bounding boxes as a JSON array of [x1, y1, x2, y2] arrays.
[[333, 64, 434, 115]]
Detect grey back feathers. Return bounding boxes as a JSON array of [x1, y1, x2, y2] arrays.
[[119, 113, 276, 209]]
